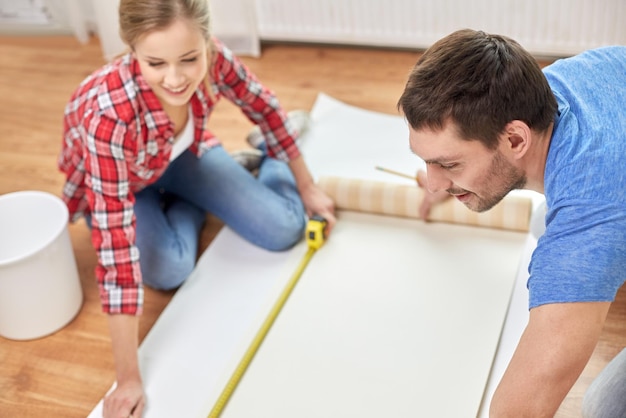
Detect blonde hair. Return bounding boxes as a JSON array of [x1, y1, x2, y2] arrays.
[[119, 0, 211, 47]]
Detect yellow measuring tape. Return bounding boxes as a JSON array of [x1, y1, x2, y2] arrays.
[[208, 215, 328, 418]]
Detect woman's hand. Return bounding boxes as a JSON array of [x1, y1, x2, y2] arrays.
[[104, 314, 144, 418], [103, 379, 145, 418], [299, 181, 336, 236], [416, 170, 451, 220], [288, 155, 336, 236]]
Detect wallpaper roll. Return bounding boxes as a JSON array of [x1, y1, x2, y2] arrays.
[[318, 176, 532, 232]]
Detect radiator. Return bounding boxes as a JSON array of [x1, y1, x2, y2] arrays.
[[254, 0, 626, 57]]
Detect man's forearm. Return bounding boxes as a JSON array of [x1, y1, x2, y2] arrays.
[[490, 301, 610, 417]]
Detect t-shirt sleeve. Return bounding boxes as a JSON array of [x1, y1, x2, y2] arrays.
[[527, 199, 626, 309]]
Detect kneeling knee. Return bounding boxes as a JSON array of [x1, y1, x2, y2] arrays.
[[140, 253, 195, 290], [260, 219, 306, 252]]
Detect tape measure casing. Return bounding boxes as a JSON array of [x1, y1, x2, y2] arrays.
[[306, 215, 327, 250]]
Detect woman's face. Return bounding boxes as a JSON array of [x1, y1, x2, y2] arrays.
[[133, 18, 208, 109]]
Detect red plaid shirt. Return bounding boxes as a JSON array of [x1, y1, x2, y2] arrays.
[[58, 38, 300, 315]]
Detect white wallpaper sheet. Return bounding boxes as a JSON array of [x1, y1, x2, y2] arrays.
[[216, 211, 526, 417]]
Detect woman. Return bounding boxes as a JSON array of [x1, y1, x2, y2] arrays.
[[58, 0, 335, 416]]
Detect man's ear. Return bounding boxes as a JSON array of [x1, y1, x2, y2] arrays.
[[502, 120, 532, 161]]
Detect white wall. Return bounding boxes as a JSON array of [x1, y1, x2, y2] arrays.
[[210, 0, 260, 56], [0, 0, 72, 36], [5, 0, 624, 59], [254, 0, 626, 57]]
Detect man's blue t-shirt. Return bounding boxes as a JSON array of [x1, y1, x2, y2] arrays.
[[527, 46, 626, 309]]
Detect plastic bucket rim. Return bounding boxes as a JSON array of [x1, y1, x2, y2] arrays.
[[0, 191, 69, 267]]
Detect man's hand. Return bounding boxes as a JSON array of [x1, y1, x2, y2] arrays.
[[103, 379, 145, 418], [490, 301, 610, 417], [416, 170, 451, 220]]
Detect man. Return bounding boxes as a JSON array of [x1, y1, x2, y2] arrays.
[[398, 29, 626, 417]]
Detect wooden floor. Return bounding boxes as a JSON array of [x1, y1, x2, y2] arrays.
[[0, 35, 624, 418]]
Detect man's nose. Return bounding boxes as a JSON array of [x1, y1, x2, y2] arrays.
[[426, 166, 452, 193]]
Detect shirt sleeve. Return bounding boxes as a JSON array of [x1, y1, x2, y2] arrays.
[[527, 199, 626, 309], [210, 38, 301, 162], [83, 110, 143, 315]]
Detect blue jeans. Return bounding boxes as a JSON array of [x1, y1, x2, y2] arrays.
[[582, 347, 626, 418], [131, 146, 305, 290]]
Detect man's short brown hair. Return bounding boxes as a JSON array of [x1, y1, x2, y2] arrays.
[[398, 29, 558, 149]]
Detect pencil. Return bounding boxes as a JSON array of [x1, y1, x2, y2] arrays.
[[375, 166, 416, 180]]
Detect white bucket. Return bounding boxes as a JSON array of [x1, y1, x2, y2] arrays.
[[0, 191, 83, 340]]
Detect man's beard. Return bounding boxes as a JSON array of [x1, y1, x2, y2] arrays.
[[451, 151, 527, 213]]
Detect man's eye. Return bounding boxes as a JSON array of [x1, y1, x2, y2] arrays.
[[441, 163, 457, 170]]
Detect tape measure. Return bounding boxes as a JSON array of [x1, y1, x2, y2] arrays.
[[306, 215, 327, 249], [208, 215, 328, 418]]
